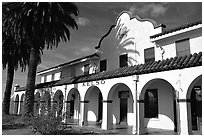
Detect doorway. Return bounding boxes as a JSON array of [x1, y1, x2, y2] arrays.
[[120, 98, 128, 123], [119, 91, 129, 123], [191, 86, 202, 131]]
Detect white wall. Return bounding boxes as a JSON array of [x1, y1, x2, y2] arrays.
[[153, 27, 202, 60], [190, 36, 202, 54]]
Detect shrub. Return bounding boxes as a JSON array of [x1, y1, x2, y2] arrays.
[[31, 113, 62, 135]]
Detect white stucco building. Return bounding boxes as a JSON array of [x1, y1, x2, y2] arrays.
[[10, 11, 202, 135]]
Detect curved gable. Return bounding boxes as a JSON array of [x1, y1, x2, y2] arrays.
[[96, 11, 161, 70]]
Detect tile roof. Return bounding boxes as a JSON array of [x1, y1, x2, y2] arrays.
[[150, 20, 202, 39], [16, 52, 202, 91], [15, 81, 58, 92], [70, 52, 202, 84], [37, 53, 99, 74]]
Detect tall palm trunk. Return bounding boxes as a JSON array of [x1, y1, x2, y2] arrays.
[[2, 60, 14, 115], [23, 47, 39, 118]]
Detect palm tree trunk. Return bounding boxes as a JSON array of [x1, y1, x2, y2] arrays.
[[2, 60, 14, 115], [23, 47, 39, 119]]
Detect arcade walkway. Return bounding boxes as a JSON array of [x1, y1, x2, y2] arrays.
[[87, 121, 178, 135]]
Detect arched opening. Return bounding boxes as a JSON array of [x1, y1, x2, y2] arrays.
[[107, 83, 134, 130], [66, 88, 81, 124], [19, 94, 25, 114], [186, 75, 202, 135], [14, 94, 19, 114], [40, 90, 51, 116], [139, 79, 178, 134], [53, 90, 64, 117], [84, 86, 103, 128], [34, 92, 41, 116]]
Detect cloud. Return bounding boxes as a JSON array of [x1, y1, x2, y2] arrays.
[[129, 3, 169, 17], [76, 17, 90, 26], [52, 53, 69, 61]]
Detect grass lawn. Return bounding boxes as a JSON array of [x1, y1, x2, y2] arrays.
[[2, 114, 117, 135], [2, 114, 27, 130]]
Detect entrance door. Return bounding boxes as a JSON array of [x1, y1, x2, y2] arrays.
[[191, 87, 202, 131], [70, 100, 74, 117], [120, 98, 127, 123]]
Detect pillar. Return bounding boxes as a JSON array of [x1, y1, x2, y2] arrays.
[[79, 100, 89, 126], [138, 100, 146, 135], [101, 100, 112, 130], [178, 99, 190, 135]]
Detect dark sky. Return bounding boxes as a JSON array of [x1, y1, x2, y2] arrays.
[[1, 2, 202, 95]]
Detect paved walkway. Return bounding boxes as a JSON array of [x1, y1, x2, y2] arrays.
[[2, 120, 201, 135], [86, 121, 178, 135]]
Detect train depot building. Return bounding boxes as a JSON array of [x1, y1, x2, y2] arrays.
[[10, 11, 202, 135]]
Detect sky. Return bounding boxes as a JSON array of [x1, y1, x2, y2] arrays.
[[1, 1, 202, 96]]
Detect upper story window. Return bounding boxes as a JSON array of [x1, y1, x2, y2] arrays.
[[71, 66, 76, 77], [84, 64, 90, 75], [46, 74, 52, 82], [144, 47, 155, 63], [119, 54, 128, 68], [41, 76, 45, 83], [176, 38, 190, 57], [100, 59, 107, 72], [54, 72, 61, 81]]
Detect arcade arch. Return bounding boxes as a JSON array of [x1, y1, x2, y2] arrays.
[[53, 90, 64, 117], [107, 83, 134, 129], [186, 75, 202, 134], [84, 86, 103, 127], [139, 78, 178, 134], [66, 88, 80, 123]]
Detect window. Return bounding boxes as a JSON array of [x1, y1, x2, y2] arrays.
[[119, 54, 128, 68], [145, 89, 158, 118], [54, 72, 61, 80], [100, 59, 107, 72], [144, 47, 155, 63], [41, 76, 45, 83], [46, 74, 52, 82], [176, 38, 190, 57], [71, 66, 76, 77], [84, 64, 90, 75]]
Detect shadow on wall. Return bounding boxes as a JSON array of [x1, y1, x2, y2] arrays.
[[98, 18, 140, 69]]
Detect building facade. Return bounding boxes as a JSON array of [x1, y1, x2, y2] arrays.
[[10, 11, 202, 135]]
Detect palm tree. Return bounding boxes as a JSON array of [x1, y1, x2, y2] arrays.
[[3, 2, 79, 118], [2, 32, 30, 115]]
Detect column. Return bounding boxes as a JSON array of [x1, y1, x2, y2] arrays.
[[137, 100, 146, 135], [178, 99, 190, 135], [79, 100, 89, 126], [101, 100, 112, 130]]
